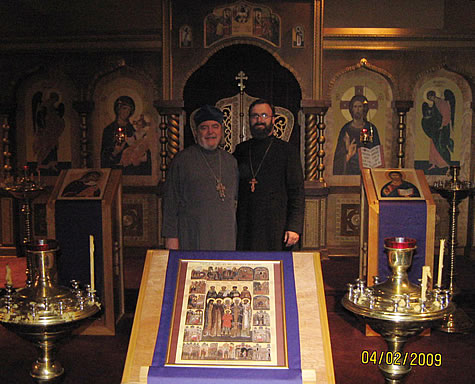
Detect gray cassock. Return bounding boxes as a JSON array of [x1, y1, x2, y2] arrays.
[[162, 144, 238, 250]]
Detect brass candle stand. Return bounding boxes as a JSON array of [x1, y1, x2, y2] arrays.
[[0, 239, 101, 383], [342, 237, 453, 384], [432, 165, 474, 333], [1, 166, 45, 284]]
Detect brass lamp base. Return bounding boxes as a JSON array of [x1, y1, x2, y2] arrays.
[[1, 314, 96, 383], [0, 240, 101, 383], [31, 339, 64, 383]]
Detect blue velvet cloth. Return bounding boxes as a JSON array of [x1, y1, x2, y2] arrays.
[[378, 201, 427, 283], [55, 200, 104, 298], [148, 251, 302, 384]]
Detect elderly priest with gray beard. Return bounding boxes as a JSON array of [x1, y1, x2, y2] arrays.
[[162, 105, 238, 251]]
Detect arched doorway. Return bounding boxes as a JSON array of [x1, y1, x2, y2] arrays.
[[183, 44, 302, 149]]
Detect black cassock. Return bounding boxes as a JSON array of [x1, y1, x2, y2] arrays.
[[234, 136, 305, 251]]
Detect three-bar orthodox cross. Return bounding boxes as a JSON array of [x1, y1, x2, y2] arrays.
[[235, 71, 248, 94], [216, 181, 226, 201], [235, 70, 248, 142], [249, 178, 258, 193]]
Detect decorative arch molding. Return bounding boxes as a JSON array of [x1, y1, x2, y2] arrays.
[[87, 60, 159, 101], [177, 39, 307, 100], [8, 65, 69, 105], [413, 65, 472, 100], [414, 64, 474, 92], [327, 58, 397, 101]]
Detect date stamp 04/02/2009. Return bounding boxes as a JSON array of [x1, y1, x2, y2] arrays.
[[361, 351, 442, 367]]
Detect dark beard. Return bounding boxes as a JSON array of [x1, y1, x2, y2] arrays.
[[250, 122, 272, 139]]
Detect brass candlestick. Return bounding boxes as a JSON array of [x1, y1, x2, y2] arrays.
[[432, 165, 474, 333], [0, 239, 100, 383], [342, 237, 453, 384], [2, 166, 44, 284]]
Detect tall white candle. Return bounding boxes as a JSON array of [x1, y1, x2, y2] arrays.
[[5, 264, 12, 286], [89, 235, 95, 291], [421, 265, 431, 302], [437, 239, 445, 288]]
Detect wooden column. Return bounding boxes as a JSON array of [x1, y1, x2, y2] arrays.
[[73, 101, 95, 168], [301, 100, 331, 184], [301, 100, 331, 253], [154, 100, 184, 183], [0, 105, 16, 253], [393, 100, 413, 169], [0, 107, 14, 180]]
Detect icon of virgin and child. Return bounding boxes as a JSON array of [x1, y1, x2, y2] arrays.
[[100, 96, 154, 175]]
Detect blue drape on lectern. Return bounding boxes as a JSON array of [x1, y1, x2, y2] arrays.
[[378, 201, 427, 284]]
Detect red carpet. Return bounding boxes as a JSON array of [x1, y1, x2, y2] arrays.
[[0, 256, 27, 286]]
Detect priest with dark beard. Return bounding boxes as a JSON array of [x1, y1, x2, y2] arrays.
[[233, 99, 305, 251]]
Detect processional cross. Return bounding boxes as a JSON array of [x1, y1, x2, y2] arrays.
[[235, 70, 248, 141], [235, 71, 248, 93]]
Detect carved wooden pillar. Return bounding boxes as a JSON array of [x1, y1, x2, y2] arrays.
[[393, 100, 413, 168], [0, 105, 16, 251], [158, 117, 168, 184], [0, 108, 14, 180], [301, 100, 331, 184], [304, 112, 318, 181], [167, 113, 180, 162], [72, 101, 95, 168], [300, 100, 331, 253], [154, 100, 184, 183]]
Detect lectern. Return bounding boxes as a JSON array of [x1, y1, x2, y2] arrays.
[[360, 168, 436, 287], [47, 168, 124, 335]]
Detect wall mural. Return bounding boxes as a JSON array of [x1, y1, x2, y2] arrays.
[[333, 89, 382, 176], [414, 77, 462, 176], [204, 1, 280, 47], [327, 71, 393, 187], [30, 91, 66, 174], [100, 96, 152, 176], [16, 74, 77, 179], [92, 74, 159, 186]]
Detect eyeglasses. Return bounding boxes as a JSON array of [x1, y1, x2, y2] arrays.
[[249, 113, 273, 120]]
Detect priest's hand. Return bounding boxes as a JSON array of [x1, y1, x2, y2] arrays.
[[166, 237, 179, 250], [284, 231, 299, 247]]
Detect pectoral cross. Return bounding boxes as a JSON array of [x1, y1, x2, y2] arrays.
[[249, 178, 258, 192], [216, 181, 226, 201]]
